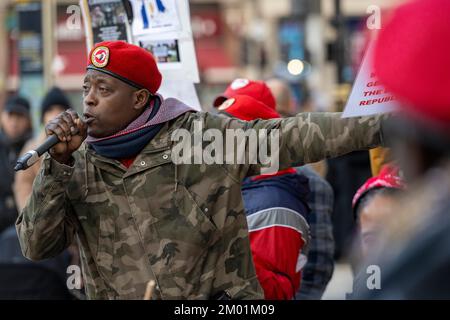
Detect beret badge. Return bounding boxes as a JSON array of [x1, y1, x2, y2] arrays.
[[91, 46, 110, 68]]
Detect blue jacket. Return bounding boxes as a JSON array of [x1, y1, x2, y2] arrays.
[[241, 172, 311, 299], [242, 173, 310, 219]]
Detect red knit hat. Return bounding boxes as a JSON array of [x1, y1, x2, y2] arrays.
[[218, 94, 280, 121], [213, 79, 277, 110], [374, 0, 450, 126], [87, 41, 162, 94], [352, 165, 405, 211]]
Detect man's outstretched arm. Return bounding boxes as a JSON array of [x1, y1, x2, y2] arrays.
[[200, 111, 386, 179]]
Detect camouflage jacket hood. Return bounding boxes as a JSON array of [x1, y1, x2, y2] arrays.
[[17, 108, 385, 299]]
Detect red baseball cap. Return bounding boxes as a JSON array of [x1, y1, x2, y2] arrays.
[[374, 0, 450, 127], [217, 95, 281, 121], [87, 41, 162, 94], [213, 79, 276, 110], [352, 165, 405, 211]]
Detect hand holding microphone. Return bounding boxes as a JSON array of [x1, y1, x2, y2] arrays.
[[14, 109, 88, 171]]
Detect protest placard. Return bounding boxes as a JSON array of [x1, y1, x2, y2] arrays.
[[131, 0, 182, 36], [130, 0, 199, 83], [80, 0, 201, 106], [80, 0, 133, 50], [159, 80, 201, 111], [342, 43, 398, 118]]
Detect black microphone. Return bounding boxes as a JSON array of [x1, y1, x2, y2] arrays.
[[14, 135, 60, 171]]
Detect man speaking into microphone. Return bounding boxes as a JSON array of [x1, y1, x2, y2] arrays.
[[17, 41, 386, 300]]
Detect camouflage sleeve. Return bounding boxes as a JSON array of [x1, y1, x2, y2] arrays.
[[198, 112, 385, 180], [16, 153, 78, 261]]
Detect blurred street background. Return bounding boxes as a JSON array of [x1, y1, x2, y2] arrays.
[[0, 0, 402, 125], [0, 0, 407, 300]]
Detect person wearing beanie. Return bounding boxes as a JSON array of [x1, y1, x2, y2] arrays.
[[349, 166, 405, 300], [265, 79, 335, 300], [351, 165, 405, 258], [3, 88, 78, 300], [218, 78, 336, 299], [14, 87, 71, 212], [218, 94, 311, 300], [219, 77, 335, 300], [0, 95, 32, 234], [353, 0, 450, 299], [0, 96, 74, 300], [40, 87, 71, 123], [17, 40, 387, 300]]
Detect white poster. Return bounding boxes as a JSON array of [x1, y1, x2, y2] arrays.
[[131, 0, 182, 35], [342, 43, 398, 118], [159, 80, 202, 111], [136, 34, 199, 82], [138, 37, 182, 69], [132, 0, 199, 82], [80, 0, 200, 96]]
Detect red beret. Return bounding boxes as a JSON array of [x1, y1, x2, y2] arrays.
[[213, 79, 276, 110], [374, 0, 450, 126], [218, 94, 280, 121], [87, 41, 162, 94]]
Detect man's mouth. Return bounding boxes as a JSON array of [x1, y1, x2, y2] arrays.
[[83, 113, 96, 125]]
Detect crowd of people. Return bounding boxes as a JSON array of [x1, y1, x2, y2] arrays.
[[0, 0, 449, 300], [0, 89, 75, 299]]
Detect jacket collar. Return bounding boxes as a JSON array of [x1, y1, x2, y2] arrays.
[[85, 112, 192, 177]]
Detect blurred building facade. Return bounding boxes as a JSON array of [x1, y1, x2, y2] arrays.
[[190, 0, 398, 111], [0, 0, 398, 123]]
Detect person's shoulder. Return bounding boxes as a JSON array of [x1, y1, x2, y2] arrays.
[[166, 110, 199, 130], [296, 165, 326, 184], [296, 165, 334, 194], [178, 110, 222, 121], [170, 110, 234, 130]]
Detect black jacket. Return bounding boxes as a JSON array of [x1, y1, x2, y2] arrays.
[[0, 130, 31, 234]]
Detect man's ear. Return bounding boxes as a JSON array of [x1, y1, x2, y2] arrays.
[[133, 89, 152, 110]]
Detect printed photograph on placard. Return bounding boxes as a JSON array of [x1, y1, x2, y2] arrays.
[[131, 0, 182, 36], [87, 0, 131, 44], [138, 38, 181, 69]]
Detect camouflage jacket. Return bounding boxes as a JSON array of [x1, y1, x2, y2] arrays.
[[16, 111, 384, 300]]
